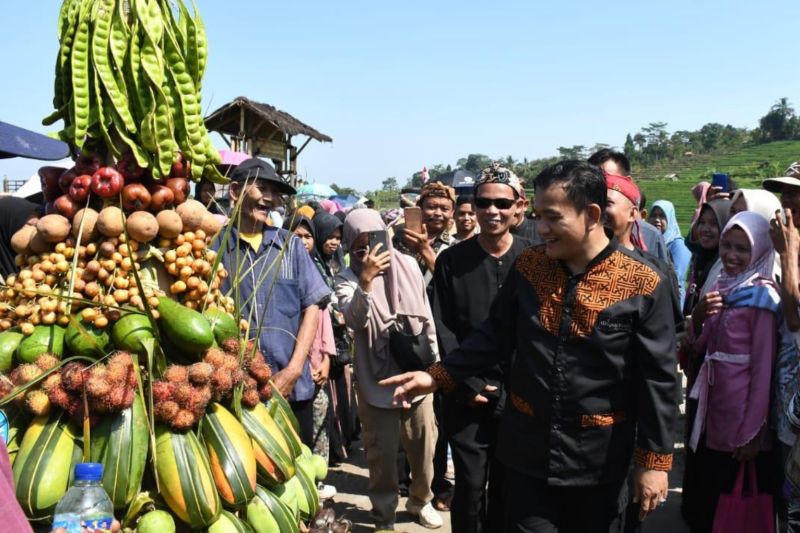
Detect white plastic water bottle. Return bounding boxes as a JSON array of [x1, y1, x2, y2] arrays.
[[52, 463, 114, 533]]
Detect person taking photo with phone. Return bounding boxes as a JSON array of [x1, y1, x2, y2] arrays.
[[334, 209, 443, 531], [431, 171, 530, 532]]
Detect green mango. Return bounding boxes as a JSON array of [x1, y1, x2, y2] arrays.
[[136, 510, 176, 533], [65, 316, 109, 359], [204, 308, 239, 345], [16, 325, 65, 364], [310, 454, 328, 481], [111, 312, 155, 353], [157, 297, 214, 355], [0, 330, 23, 372]]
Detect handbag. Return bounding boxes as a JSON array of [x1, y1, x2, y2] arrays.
[[388, 315, 436, 372], [712, 461, 775, 533]]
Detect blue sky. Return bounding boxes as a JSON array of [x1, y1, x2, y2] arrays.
[[2, 0, 800, 191]]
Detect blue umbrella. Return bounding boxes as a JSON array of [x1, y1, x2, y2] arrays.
[[295, 182, 338, 200]]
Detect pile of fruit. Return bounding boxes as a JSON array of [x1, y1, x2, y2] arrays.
[[1, 0, 337, 531]]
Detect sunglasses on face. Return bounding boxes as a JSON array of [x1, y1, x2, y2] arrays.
[[474, 197, 516, 210]]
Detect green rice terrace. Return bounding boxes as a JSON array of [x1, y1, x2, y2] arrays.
[[634, 140, 800, 233]]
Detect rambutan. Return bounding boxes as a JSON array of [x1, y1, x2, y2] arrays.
[[243, 375, 257, 389], [88, 365, 106, 381], [231, 368, 245, 386], [248, 359, 272, 383], [154, 400, 180, 421], [222, 355, 239, 372], [35, 353, 60, 371], [203, 348, 226, 368], [188, 363, 213, 385], [173, 383, 194, 405], [25, 390, 51, 416], [95, 387, 125, 413], [47, 385, 74, 411], [105, 359, 130, 385], [242, 388, 260, 407], [41, 373, 62, 392], [258, 382, 273, 401], [121, 388, 135, 409], [171, 409, 196, 431], [152, 381, 174, 403], [0, 375, 14, 398], [163, 365, 188, 384], [61, 362, 87, 391], [86, 375, 111, 398], [211, 369, 233, 395], [220, 338, 239, 355], [126, 367, 138, 389], [15, 364, 43, 385], [109, 351, 133, 368]]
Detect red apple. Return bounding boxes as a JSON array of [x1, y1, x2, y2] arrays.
[[122, 183, 152, 211], [54, 195, 79, 220], [165, 177, 190, 205], [149, 184, 175, 212]]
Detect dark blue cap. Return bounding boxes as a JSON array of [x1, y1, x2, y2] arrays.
[[74, 462, 104, 481], [0, 121, 71, 160], [230, 157, 296, 195]]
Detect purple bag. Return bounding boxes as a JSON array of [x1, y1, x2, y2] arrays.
[[712, 461, 775, 533]]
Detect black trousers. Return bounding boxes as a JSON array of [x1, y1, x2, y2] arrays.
[[502, 468, 625, 533], [431, 391, 453, 499], [444, 396, 504, 533], [290, 398, 315, 448]]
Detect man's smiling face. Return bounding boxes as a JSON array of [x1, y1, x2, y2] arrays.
[[232, 179, 281, 226]]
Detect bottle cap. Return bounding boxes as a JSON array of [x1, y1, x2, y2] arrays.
[[74, 462, 104, 481]]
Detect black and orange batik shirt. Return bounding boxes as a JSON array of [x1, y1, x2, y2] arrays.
[[428, 240, 679, 486]]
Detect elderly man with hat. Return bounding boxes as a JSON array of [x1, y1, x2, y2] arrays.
[[213, 158, 331, 447]]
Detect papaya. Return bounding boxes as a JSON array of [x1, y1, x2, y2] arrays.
[[246, 494, 282, 533], [136, 510, 176, 533], [1, 403, 30, 465], [204, 308, 239, 345], [310, 454, 328, 481], [13, 411, 80, 518], [253, 486, 300, 533], [201, 403, 257, 507], [157, 297, 214, 354], [240, 403, 295, 487], [294, 467, 320, 519], [266, 392, 302, 459], [0, 330, 23, 372], [208, 509, 255, 532], [16, 324, 65, 363], [111, 311, 155, 353], [90, 393, 148, 509], [65, 315, 109, 359], [155, 425, 220, 528]]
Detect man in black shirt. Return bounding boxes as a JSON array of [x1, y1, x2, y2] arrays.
[[431, 172, 530, 533], [383, 161, 678, 532]]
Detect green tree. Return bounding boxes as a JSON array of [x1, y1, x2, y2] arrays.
[[381, 177, 399, 191], [623, 134, 635, 159], [456, 154, 492, 173], [759, 97, 796, 142], [557, 145, 586, 160]]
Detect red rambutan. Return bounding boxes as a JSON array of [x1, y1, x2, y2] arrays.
[[186, 385, 212, 417], [154, 400, 180, 422], [86, 375, 111, 398], [221, 355, 239, 372], [248, 360, 272, 383], [258, 382, 273, 401], [220, 338, 239, 356], [203, 348, 226, 368], [25, 390, 51, 416], [211, 369, 233, 394], [61, 362, 87, 391], [163, 365, 188, 384], [171, 409, 196, 431], [242, 388, 260, 407], [41, 373, 62, 392], [173, 382, 194, 405], [15, 364, 42, 385], [0, 376, 13, 399], [109, 351, 133, 368], [35, 353, 60, 371], [152, 381, 174, 403], [188, 362, 213, 385], [47, 385, 74, 411], [120, 388, 135, 410]]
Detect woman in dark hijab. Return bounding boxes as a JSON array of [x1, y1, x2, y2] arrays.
[[313, 212, 345, 279], [683, 198, 732, 317]]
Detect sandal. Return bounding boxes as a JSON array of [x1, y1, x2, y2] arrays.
[[433, 496, 451, 512]]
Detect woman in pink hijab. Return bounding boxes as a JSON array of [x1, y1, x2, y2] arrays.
[[691, 181, 711, 224]]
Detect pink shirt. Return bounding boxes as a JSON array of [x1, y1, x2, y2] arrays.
[[689, 304, 776, 452], [310, 307, 336, 370]]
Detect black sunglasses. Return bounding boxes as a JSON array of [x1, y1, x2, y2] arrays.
[[474, 197, 516, 210]]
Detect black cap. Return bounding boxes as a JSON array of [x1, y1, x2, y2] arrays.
[[0, 121, 71, 160], [230, 158, 296, 195]]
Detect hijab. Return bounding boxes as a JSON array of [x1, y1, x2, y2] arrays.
[[312, 211, 345, 277], [730, 189, 781, 221], [714, 211, 775, 296], [684, 199, 732, 315], [691, 181, 711, 223], [342, 209, 429, 348], [651, 200, 682, 245]]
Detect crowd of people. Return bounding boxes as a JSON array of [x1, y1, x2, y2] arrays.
[[5, 124, 800, 532]]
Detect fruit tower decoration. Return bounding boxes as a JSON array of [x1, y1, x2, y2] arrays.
[[0, 1, 328, 531]]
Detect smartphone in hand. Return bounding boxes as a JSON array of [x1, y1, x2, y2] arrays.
[[711, 172, 729, 193], [404, 207, 422, 234], [368, 230, 390, 275]]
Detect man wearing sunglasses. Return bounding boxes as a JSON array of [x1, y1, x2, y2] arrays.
[[383, 161, 678, 532], [430, 172, 530, 532]]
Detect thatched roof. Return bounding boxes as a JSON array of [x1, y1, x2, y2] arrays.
[[204, 96, 332, 142]]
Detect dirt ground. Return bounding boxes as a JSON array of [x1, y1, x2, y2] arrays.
[[327, 386, 691, 533]]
